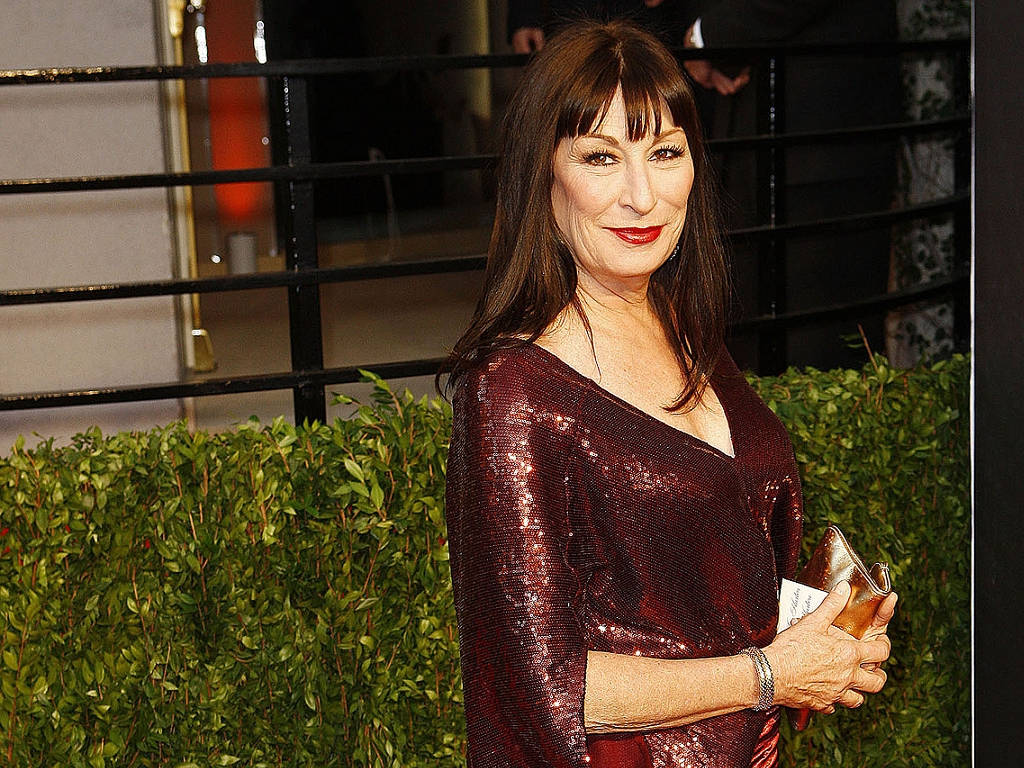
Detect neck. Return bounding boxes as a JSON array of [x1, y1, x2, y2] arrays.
[[574, 270, 654, 324], [558, 279, 666, 357]]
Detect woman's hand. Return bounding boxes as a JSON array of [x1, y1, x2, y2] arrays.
[[763, 581, 894, 713]]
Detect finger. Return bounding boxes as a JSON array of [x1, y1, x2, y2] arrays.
[[859, 635, 892, 666], [805, 581, 851, 629], [870, 592, 899, 630], [853, 666, 887, 694], [877, 633, 892, 656], [512, 29, 544, 54], [721, 75, 744, 95], [730, 67, 751, 93], [709, 70, 733, 95], [838, 689, 866, 709], [712, 70, 744, 95]]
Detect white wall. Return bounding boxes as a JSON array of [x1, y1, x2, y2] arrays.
[[0, 1, 181, 452]]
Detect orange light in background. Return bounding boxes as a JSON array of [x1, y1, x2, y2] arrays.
[[205, 0, 271, 230]]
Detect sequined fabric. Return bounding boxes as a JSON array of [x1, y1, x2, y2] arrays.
[[445, 344, 803, 768]]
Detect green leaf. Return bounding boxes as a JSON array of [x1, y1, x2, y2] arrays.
[[344, 459, 365, 483]]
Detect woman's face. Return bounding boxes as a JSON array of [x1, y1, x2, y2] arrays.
[[551, 89, 694, 293]]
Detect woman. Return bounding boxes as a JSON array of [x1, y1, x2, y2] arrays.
[[442, 20, 896, 768]]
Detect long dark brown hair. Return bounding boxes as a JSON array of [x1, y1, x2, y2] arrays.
[[440, 19, 730, 410]]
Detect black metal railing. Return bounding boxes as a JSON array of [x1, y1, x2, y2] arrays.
[[0, 37, 971, 423]]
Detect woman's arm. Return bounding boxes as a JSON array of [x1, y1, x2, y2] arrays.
[[585, 650, 758, 732], [446, 363, 593, 767], [584, 582, 894, 733]]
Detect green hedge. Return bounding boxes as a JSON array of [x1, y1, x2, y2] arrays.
[[0, 358, 968, 767], [758, 356, 969, 767]]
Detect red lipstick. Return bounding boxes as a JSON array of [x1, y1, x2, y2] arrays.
[[608, 226, 663, 245]]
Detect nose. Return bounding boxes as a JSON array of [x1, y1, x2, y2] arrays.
[[619, 160, 656, 216]]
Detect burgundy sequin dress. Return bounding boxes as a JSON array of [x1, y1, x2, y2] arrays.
[[445, 344, 803, 768]]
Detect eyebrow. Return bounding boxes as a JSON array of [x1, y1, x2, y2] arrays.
[[575, 127, 686, 146]]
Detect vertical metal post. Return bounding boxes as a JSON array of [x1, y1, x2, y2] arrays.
[[755, 55, 787, 374], [951, 49, 970, 352], [281, 75, 327, 424]]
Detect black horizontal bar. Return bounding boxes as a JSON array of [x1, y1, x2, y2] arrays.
[[732, 189, 968, 239], [0, 156, 494, 195], [0, 358, 448, 411], [673, 37, 969, 63], [0, 254, 488, 305], [708, 114, 969, 152], [0, 55, 527, 86], [0, 270, 968, 411], [731, 269, 968, 332], [0, 192, 966, 307], [0, 38, 967, 87], [0, 116, 968, 196]]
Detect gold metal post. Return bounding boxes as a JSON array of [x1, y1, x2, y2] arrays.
[[168, 0, 216, 372]]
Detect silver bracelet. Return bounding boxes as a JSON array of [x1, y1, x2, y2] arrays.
[[740, 646, 775, 712]]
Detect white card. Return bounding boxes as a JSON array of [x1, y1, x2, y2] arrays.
[[777, 578, 829, 634]]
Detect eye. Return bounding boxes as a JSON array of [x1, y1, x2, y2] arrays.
[[652, 144, 687, 161], [581, 151, 617, 166]]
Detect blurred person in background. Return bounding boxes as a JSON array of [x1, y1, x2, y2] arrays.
[[507, 0, 697, 53], [680, 0, 901, 371]]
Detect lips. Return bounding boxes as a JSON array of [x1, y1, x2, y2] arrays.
[[607, 226, 663, 245]]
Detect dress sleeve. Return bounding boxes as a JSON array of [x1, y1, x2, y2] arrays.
[[770, 453, 804, 583], [445, 363, 590, 768]]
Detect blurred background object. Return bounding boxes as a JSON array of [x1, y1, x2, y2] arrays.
[[0, 0, 970, 448]]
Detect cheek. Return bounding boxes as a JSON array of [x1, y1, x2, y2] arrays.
[[551, 180, 570, 232], [553, 170, 614, 227], [667, 163, 696, 209]]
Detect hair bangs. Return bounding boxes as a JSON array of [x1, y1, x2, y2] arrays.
[[555, 38, 695, 144], [619, 70, 667, 141], [620, 46, 697, 140], [555, 53, 622, 142]]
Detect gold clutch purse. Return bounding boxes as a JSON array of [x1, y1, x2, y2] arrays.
[[796, 524, 892, 638], [789, 524, 892, 730]]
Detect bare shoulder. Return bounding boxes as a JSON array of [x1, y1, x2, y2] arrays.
[[534, 319, 601, 381]]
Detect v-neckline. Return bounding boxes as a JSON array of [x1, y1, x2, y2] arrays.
[[523, 342, 738, 462]]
